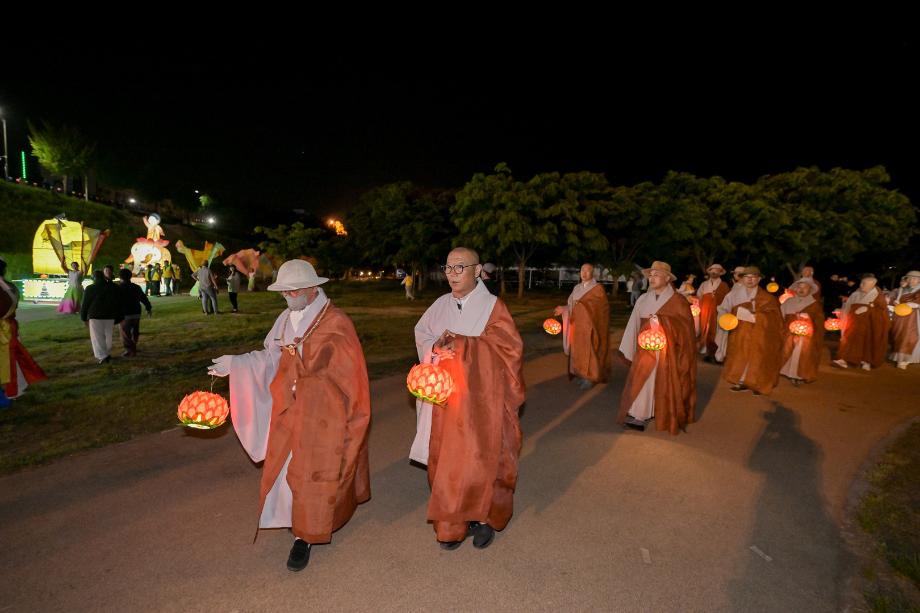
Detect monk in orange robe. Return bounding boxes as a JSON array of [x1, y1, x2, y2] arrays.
[[696, 263, 730, 361], [780, 278, 825, 385], [888, 270, 920, 369], [617, 261, 696, 434], [721, 266, 784, 395], [411, 247, 525, 550], [210, 259, 370, 572], [554, 263, 610, 389], [833, 274, 890, 370]]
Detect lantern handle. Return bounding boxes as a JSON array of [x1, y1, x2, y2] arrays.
[[210, 375, 217, 393]]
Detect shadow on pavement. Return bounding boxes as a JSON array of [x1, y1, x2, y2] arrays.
[[727, 402, 849, 612]]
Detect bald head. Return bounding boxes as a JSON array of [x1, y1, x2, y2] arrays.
[[445, 247, 483, 298], [448, 247, 480, 265], [580, 263, 594, 283]]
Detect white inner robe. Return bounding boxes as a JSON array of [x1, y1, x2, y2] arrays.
[[410, 280, 497, 465], [889, 286, 920, 363]]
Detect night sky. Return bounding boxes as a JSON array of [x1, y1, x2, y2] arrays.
[[3, 33, 917, 219]]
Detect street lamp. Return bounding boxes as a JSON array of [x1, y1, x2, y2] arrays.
[[207, 216, 216, 225], [0, 107, 8, 180]]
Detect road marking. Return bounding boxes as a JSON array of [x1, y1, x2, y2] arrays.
[[749, 545, 773, 562], [641, 548, 652, 564]]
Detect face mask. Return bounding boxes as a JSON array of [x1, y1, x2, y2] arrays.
[[284, 292, 310, 311]]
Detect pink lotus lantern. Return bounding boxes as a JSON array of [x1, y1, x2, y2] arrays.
[[638, 327, 667, 351], [543, 318, 562, 335], [178, 391, 230, 429], [824, 318, 841, 331], [788, 318, 813, 337], [407, 363, 454, 406]]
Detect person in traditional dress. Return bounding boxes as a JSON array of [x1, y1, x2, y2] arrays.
[[779, 278, 825, 386], [616, 261, 696, 433], [713, 266, 751, 363], [553, 263, 610, 390], [208, 259, 370, 572], [57, 261, 84, 314], [696, 264, 730, 362], [720, 266, 784, 395], [677, 274, 696, 299], [888, 270, 920, 369], [411, 247, 525, 550], [799, 266, 822, 300], [833, 274, 890, 371], [0, 258, 47, 408]]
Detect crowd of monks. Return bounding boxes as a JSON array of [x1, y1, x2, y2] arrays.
[[207, 251, 919, 573]]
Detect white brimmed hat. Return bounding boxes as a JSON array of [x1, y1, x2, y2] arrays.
[[267, 259, 328, 291], [707, 263, 726, 274], [905, 270, 920, 279], [643, 261, 677, 281]]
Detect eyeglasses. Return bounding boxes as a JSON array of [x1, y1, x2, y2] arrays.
[[440, 263, 473, 275]]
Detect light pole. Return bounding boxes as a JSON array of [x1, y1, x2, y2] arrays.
[[0, 107, 8, 180]]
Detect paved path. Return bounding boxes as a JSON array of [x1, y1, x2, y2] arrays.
[[2, 343, 918, 612]]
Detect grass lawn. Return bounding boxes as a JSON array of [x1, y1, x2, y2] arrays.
[[857, 422, 920, 612], [1, 280, 629, 474]]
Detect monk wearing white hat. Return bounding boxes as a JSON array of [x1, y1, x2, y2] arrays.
[[720, 266, 784, 395], [617, 261, 696, 433], [696, 263, 730, 361], [780, 278, 825, 385], [888, 270, 920, 369], [833, 274, 890, 371], [208, 259, 371, 572]]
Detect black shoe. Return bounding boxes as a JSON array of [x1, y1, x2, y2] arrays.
[[730, 384, 747, 392], [470, 522, 495, 549], [439, 540, 462, 551], [287, 539, 311, 571], [703, 356, 716, 364], [752, 390, 762, 396], [623, 417, 646, 431]]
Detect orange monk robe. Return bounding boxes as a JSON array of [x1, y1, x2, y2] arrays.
[[837, 289, 890, 368], [427, 300, 525, 542], [780, 299, 825, 383], [721, 287, 785, 395], [889, 287, 920, 364], [617, 286, 697, 435], [696, 279, 730, 357], [562, 282, 610, 383], [261, 304, 371, 543]]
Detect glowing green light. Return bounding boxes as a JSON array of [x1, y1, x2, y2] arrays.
[[20, 151, 26, 180]]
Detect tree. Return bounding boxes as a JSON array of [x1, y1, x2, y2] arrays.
[[255, 222, 327, 262], [453, 163, 559, 298], [28, 121, 96, 201]]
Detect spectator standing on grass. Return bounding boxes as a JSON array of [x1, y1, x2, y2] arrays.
[[118, 268, 152, 357]]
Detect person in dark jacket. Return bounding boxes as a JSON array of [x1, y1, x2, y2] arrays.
[[118, 268, 152, 357], [80, 270, 123, 364]]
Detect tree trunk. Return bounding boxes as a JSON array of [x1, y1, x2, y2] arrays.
[[517, 259, 526, 299], [84, 174, 89, 201], [62, 175, 69, 194], [500, 270, 506, 296]]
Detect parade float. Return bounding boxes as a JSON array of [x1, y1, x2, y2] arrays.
[[124, 214, 173, 275], [20, 216, 109, 303]]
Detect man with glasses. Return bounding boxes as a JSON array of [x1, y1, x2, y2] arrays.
[[208, 259, 371, 572], [411, 247, 525, 551]]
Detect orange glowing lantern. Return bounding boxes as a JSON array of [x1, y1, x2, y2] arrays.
[[766, 282, 779, 293], [638, 327, 667, 351], [719, 313, 739, 331], [788, 318, 813, 337], [894, 303, 913, 317], [824, 318, 841, 331], [177, 391, 230, 429], [407, 363, 454, 406], [778, 290, 794, 305], [543, 318, 562, 335], [690, 304, 701, 317]]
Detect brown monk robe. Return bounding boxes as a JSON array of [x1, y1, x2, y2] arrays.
[[780, 281, 825, 384], [617, 279, 697, 435], [889, 275, 920, 368], [696, 265, 731, 358], [427, 300, 525, 543], [721, 268, 785, 395], [260, 303, 372, 542], [835, 276, 891, 369], [560, 278, 610, 384]]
